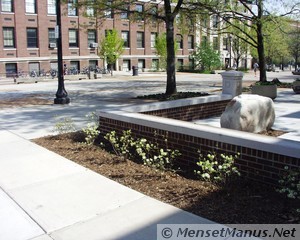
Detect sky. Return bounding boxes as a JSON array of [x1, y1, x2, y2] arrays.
[[263, 0, 300, 16]]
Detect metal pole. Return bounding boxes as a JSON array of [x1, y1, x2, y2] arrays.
[[229, 36, 232, 68], [54, 0, 70, 104]]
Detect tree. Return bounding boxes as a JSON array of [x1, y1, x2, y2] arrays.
[[192, 41, 221, 71], [189, 0, 300, 82], [288, 21, 300, 70], [262, 18, 290, 66], [99, 29, 124, 76], [73, 0, 185, 95], [154, 33, 178, 70]]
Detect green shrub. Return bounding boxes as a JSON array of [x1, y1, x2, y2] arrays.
[[53, 116, 77, 134], [277, 166, 300, 214], [194, 151, 240, 186], [104, 130, 180, 171], [81, 112, 100, 145]]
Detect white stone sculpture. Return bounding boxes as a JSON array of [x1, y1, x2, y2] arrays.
[[220, 94, 275, 133]]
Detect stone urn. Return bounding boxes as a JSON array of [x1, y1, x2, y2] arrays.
[[251, 83, 277, 100], [292, 79, 300, 94]]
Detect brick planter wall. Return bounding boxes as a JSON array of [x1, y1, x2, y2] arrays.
[[99, 96, 300, 186], [141, 100, 230, 121]]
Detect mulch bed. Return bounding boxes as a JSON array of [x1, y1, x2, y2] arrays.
[[33, 132, 299, 224]]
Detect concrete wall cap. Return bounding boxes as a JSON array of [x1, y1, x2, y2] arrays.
[[220, 70, 244, 77]]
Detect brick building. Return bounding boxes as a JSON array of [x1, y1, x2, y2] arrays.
[[0, 0, 196, 77]]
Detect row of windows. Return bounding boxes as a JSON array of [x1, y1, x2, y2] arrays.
[[1, 0, 76, 15], [1, 0, 146, 19], [3, 27, 195, 50], [121, 31, 194, 49]]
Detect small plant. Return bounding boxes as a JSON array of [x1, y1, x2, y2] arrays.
[[53, 116, 76, 134], [104, 130, 180, 171], [194, 151, 240, 186], [81, 112, 100, 145], [104, 130, 135, 158], [82, 124, 100, 145], [277, 166, 300, 215], [134, 137, 180, 171]]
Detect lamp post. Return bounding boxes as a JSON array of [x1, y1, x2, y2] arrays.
[[54, 0, 70, 104], [229, 35, 232, 68]]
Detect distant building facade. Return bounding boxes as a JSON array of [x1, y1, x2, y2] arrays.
[[0, 0, 196, 77], [0, 0, 253, 78]]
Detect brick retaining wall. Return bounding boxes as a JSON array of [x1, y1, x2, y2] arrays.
[[141, 100, 230, 121], [99, 97, 300, 186]]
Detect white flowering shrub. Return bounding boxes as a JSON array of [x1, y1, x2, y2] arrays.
[[277, 166, 300, 214], [104, 130, 180, 171], [194, 151, 240, 185], [81, 112, 100, 145]]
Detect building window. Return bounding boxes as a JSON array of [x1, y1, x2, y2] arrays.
[[120, 11, 128, 19], [25, 0, 36, 14], [27, 28, 38, 48], [3, 27, 15, 48], [223, 37, 228, 50], [202, 36, 208, 46], [69, 29, 78, 47], [1, 0, 13, 12], [136, 4, 144, 20], [151, 59, 159, 70], [120, 4, 129, 19], [177, 59, 184, 70], [176, 34, 183, 49], [138, 59, 145, 69], [136, 32, 144, 48], [122, 59, 130, 71], [68, 0, 77, 16], [212, 15, 219, 28], [188, 35, 194, 49], [48, 28, 56, 46], [213, 37, 219, 50], [86, 7, 94, 17], [176, 13, 181, 25], [89, 60, 97, 70], [86, 0, 94, 16], [29, 62, 40, 75], [88, 30, 96, 47], [70, 61, 79, 71], [5, 63, 17, 77], [121, 31, 129, 48], [105, 0, 113, 18], [150, 33, 157, 48], [47, 0, 56, 15], [188, 18, 195, 32]]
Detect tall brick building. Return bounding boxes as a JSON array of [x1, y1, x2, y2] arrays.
[[0, 0, 195, 77]]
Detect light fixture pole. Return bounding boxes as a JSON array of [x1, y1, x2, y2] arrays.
[[54, 0, 70, 104], [229, 35, 232, 68]]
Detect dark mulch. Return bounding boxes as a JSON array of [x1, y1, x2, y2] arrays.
[[33, 132, 299, 224], [136, 92, 209, 101]]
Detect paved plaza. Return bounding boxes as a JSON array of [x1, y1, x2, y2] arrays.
[[0, 71, 299, 239]]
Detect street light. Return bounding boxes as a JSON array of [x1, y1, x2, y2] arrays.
[[229, 35, 232, 68], [54, 0, 70, 104]]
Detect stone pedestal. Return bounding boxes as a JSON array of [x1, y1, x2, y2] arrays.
[[220, 70, 244, 97], [292, 80, 300, 94]]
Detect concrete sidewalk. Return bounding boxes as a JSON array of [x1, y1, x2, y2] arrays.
[[0, 130, 213, 240]]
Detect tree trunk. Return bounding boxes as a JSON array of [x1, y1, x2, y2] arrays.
[[257, 0, 267, 82], [165, 19, 177, 95]]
